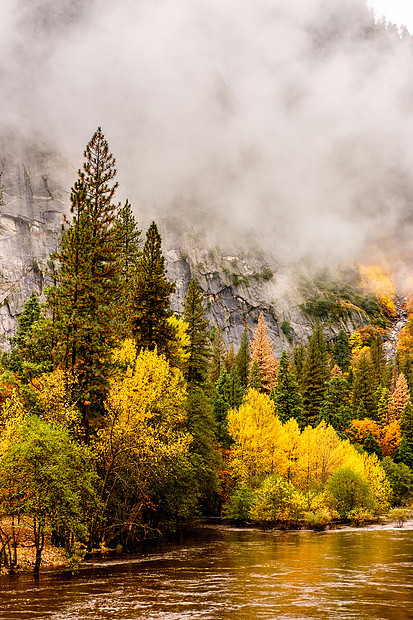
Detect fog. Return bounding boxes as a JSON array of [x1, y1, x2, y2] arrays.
[[1, 0, 413, 265]]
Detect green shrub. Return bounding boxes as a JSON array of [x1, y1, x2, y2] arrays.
[[223, 485, 254, 523], [326, 467, 375, 519]]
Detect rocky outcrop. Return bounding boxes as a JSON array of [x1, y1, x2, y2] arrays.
[[0, 146, 69, 347], [0, 151, 372, 354]]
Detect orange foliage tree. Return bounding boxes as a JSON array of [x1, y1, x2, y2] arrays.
[[249, 314, 278, 393]]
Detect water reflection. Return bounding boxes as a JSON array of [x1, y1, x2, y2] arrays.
[[0, 523, 412, 619]]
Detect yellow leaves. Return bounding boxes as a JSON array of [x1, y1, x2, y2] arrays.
[[106, 342, 187, 433], [351, 418, 401, 458], [167, 315, 190, 369], [31, 369, 81, 429], [359, 264, 396, 318], [227, 394, 393, 512], [349, 331, 363, 355], [293, 422, 361, 492], [362, 453, 392, 512], [111, 338, 137, 369]]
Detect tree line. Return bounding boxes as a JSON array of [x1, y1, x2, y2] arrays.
[[0, 128, 411, 574]]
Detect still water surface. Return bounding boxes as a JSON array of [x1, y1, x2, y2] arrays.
[[0, 522, 412, 620]]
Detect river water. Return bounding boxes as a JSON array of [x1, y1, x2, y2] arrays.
[[0, 522, 412, 620]]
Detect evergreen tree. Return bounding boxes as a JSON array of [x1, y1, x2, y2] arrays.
[[250, 313, 278, 393], [236, 327, 250, 388], [224, 343, 236, 373], [213, 367, 244, 446], [48, 128, 122, 436], [293, 345, 306, 384], [183, 279, 210, 386], [376, 385, 390, 425], [363, 432, 383, 459], [185, 388, 220, 513], [301, 324, 329, 426], [115, 199, 141, 336], [352, 350, 377, 418], [12, 291, 41, 349], [332, 330, 351, 371], [271, 351, 304, 427], [248, 359, 263, 391], [209, 326, 225, 384], [116, 199, 141, 279], [318, 373, 352, 434], [3, 291, 42, 375], [130, 222, 175, 355]]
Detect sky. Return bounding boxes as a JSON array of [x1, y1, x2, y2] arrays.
[[368, 0, 413, 30], [2, 0, 413, 269]]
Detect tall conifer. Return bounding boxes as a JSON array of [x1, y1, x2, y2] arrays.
[[183, 279, 210, 386], [301, 324, 329, 426], [130, 222, 175, 355], [236, 328, 250, 388], [48, 128, 122, 436]]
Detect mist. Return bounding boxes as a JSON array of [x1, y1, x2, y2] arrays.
[[1, 0, 413, 265]]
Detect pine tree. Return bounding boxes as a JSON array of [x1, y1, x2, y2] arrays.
[[271, 351, 304, 427], [301, 324, 329, 426], [363, 432, 383, 459], [213, 367, 243, 447], [12, 291, 41, 349], [236, 327, 250, 388], [376, 385, 390, 425], [48, 128, 122, 436], [319, 374, 352, 435], [209, 326, 226, 384], [130, 222, 175, 355], [115, 199, 141, 337], [250, 313, 278, 393], [332, 330, 351, 371], [3, 291, 42, 375], [248, 359, 263, 391], [224, 343, 236, 373], [183, 279, 210, 386], [352, 349, 377, 418]]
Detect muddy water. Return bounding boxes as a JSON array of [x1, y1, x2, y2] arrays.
[[0, 523, 412, 619]]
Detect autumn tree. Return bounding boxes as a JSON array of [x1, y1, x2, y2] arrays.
[[130, 222, 175, 356], [388, 373, 410, 421], [48, 128, 122, 437], [249, 314, 278, 393]]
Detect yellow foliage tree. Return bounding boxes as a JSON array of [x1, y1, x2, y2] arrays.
[[360, 264, 396, 318], [227, 388, 282, 482]]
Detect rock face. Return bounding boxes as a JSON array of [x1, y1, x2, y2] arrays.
[[0, 145, 69, 348], [165, 231, 371, 356], [0, 150, 371, 354]]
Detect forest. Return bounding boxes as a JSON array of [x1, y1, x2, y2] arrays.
[[0, 128, 412, 575]]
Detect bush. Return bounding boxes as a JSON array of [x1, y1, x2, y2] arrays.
[[381, 457, 413, 506], [388, 507, 412, 528], [326, 467, 375, 519], [223, 485, 254, 523], [250, 476, 305, 525]]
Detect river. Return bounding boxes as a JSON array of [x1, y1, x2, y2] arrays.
[[0, 522, 412, 620]]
